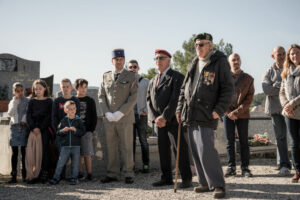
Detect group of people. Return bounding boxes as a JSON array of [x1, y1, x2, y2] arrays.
[[5, 32, 300, 199], [7, 78, 97, 185]]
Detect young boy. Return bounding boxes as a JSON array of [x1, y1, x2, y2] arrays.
[[52, 78, 81, 179], [49, 100, 85, 185], [52, 78, 80, 132], [75, 78, 97, 181]]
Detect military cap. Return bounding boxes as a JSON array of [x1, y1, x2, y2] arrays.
[[112, 49, 125, 58], [194, 33, 213, 42], [155, 49, 172, 58]]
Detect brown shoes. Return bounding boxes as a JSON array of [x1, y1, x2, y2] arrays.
[[194, 185, 209, 193], [213, 187, 226, 199], [291, 172, 300, 183], [194, 185, 225, 199]]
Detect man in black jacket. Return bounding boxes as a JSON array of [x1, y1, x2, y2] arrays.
[[176, 33, 234, 199], [147, 49, 192, 188]]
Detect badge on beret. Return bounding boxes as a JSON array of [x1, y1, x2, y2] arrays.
[[194, 33, 213, 42]]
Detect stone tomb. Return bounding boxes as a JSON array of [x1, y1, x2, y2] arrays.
[[0, 53, 40, 99]]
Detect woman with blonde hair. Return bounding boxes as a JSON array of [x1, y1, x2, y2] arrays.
[[280, 44, 300, 183]]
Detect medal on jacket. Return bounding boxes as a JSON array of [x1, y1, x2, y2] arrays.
[[203, 71, 215, 86]]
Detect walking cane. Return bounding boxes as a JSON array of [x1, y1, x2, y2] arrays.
[[174, 122, 182, 193]]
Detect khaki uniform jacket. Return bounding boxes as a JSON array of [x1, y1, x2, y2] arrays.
[[98, 69, 138, 124]]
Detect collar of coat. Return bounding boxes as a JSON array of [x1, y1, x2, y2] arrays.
[[186, 50, 226, 81], [154, 68, 174, 90]]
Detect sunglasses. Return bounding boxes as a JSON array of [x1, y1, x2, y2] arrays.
[[154, 56, 169, 61], [195, 41, 210, 48], [128, 65, 138, 69]]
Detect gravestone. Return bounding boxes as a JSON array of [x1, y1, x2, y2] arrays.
[[0, 53, 40, 99]]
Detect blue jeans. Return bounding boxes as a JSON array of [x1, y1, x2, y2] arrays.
[[223, 117, 250, 169], [53, 146, 80, 180], [55, 136, 66, 178], [133, 115, 149, 165], [271, 114, 291, 169], [285, 117, 300, 172]]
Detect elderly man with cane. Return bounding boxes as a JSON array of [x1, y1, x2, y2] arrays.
[[176, 33, 234, 199]]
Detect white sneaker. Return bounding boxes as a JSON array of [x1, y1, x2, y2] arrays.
[[278, 167, 290, 176]]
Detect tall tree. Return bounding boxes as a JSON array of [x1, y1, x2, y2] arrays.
[[141, 67, 158, 80], [173, 34, 233, 75]]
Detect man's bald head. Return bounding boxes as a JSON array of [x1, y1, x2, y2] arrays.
[[228, 53, 241, 74], [272, 46, 285, 68]]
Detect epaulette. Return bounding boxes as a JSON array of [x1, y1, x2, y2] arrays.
[[104, 71, 112, 74]]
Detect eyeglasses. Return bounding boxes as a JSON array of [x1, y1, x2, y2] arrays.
[[154, 56, 169, 61], [195, 41, 210, 48], [128, 65, 138, 69]]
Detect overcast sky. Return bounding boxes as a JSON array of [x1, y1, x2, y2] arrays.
[[1, 0, 299, 93]]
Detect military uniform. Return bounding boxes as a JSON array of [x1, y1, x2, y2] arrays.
[[98, 69, 137, 179]]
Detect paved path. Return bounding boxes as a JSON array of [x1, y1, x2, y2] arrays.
[[1, 159, 299, 200]]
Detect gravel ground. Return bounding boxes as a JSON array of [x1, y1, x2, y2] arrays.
[[1, 158, 300, 200]]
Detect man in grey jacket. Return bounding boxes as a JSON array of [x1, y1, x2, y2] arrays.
[[262, 46, 291, 175], [127, 59, 150, 173]]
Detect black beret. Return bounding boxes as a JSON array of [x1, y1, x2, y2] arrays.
[[194, 33, 213, 42]]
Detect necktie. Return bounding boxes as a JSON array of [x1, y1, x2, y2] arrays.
[[156, 73, 162, 88], [115, 73, 120, 81]]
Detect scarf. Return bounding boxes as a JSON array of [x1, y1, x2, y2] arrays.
[[285, 65, 300, 101]]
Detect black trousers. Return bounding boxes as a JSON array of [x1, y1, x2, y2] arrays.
[[133, 115, 150, 165], [223, 117, 250, 169], [155, 123, 192, 181], [40, 129, 50, 173], [11, 146, 26, 175]]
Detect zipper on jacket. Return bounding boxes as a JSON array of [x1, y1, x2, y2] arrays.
[[67, 118, 73, 147]]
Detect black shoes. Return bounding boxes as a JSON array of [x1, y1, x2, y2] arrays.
[[152, 179, 174, 187], [242, 168, 253, 177], [49, 178, 60, 185], [8, 176, 17, 184], [179, 180, 192, 188], [86, 173, 93, 181], [101, 176, 118, 183], [78, 172, 84, 180], [27, 178, 39, 184], [224, 167, 236, 177], [8, 171, 17, 184], [125, 177, 134, 184]]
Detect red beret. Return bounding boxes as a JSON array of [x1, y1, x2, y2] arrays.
[[155, 49, 172, 58]]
